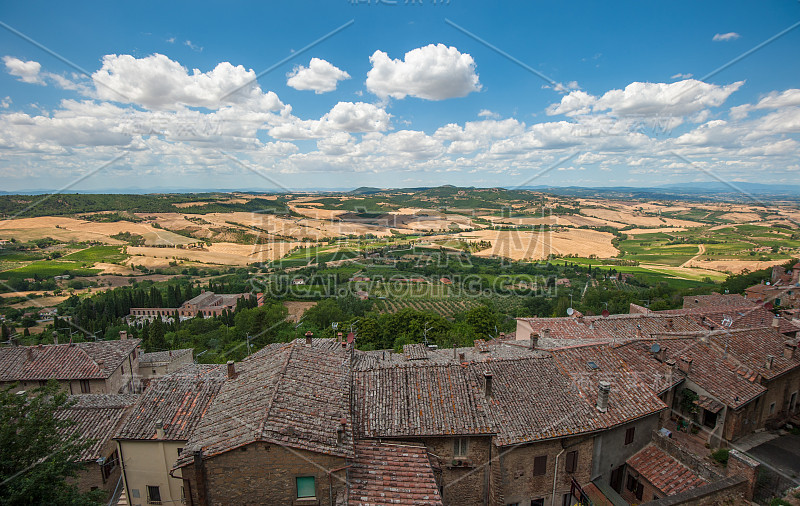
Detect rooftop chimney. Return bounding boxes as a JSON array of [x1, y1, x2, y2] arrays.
[[155, 420, 165, 439], [499, 332, 505, 339], [453, 343, 457, 360], [26, 347, 33, 361], [337, 332, 343, 343], [483, 371, 493, 399], [53, 332, 58, 345], [655, 345, 666, 363], [597, 381, 611, 412], [530, 332, 539, 350], [305, 331, 313, 347], [119, 330, 128, 340], [341, 340, 346, 349], [543, 328, 551, 340], [678, 356, 693, 375], [458, 352, 465, 363], [765, 355, 775, 370], [226, 360, 236, 379], [772, 316, 780, 328], [785, 340, 799, 360]]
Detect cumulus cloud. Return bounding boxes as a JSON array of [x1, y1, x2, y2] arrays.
[[478, 109, 500, 119], [730, 89, 800, 119], [91, 53, 286, 112], [3, 56, 43, 84], [713, 32, 740, 42], [286, 58, 350, 94], [366, 44, 481, 100], [268, 101, 391, 140], [548, 80, 743, 118]]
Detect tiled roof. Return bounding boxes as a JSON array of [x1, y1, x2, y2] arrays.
[[0, 339, 140, 381], [611, 340, 684, 394], [57, 394, 139, 462], [139, 348, 193, 364], [175, 339, 354, 468], [115, 364, 225, 441], [354, 362, 496, 439], [627, 444, 707, 495], [349, 440, 443, 506], [682, 293, 750, 309], [549, 344, 668, 430], [517, 313, 705, 342], [705, 327, 800, 381], [658, 305, 800, 335]]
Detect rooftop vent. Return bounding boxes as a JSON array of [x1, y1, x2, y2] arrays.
[[155, 420, 165, 439], [305, 331, 313, 347], [226, 360, 236, 379], [765, 355, 775, 370]]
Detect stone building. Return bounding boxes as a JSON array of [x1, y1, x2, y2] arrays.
[[114, 364, 226, 506], [0, 335, 140, 395], [137, 348, 194, 382], [57, 393, 138, 502], [129, 291, 262, 321]]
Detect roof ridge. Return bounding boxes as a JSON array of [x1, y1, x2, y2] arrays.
[[257, 341, 296, 440]]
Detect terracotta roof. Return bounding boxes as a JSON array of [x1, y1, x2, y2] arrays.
[[175, 339, 354, 468], [517, 313, 705, 342], [705, 327, 800, 381], [627, 444, 707, 495], [682, 293, 750, 309], [57, 394, 139, 462], [139, 348, 193, 364], [349, 440, 443, 506], [611, 340, 684, 394], [115, 364, 225, 441], [0, 339, 140, 381], [658, 305, 800, 335], [353, 362, 496, 439]]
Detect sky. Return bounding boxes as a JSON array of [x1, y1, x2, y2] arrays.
[[0, 1, 799, 192]]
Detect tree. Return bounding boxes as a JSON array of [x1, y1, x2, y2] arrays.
[[0, 382, 104, 505]]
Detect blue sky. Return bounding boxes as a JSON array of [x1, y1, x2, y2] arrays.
[[1, 0, 799, 191]]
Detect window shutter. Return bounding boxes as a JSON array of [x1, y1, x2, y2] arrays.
[[565, 451, 577, 473]]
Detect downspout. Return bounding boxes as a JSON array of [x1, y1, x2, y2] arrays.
[[551, 448, 565, 506], [116, 441, 131, 506], [328, 464, 352, 505]]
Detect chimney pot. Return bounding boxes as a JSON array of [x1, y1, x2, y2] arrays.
[[26, 348, 34, 361], [678, 356, 692, 375], [305, 331, 313, 346], [530, 333, 539, 350], [155, 419, 165, 439], [337, 332, 343, 343], [458, 352, 465, 363], [765, 355, 775, 370], [597, 381, 611, 412], [119, 330, 128, 340], [53, 332, 58, 345], [483, 371, 493, 399], [543, 328, 551, 340], [783, 340, 797, 359], [772, 316, 780, 328], [226, 360, 236, 379]]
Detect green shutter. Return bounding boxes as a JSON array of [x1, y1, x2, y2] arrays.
[[296, 476, 315, 498]]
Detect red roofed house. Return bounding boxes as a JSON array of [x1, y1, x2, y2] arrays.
[[114, 364, 226, 506], [0, 333, 140, 395]]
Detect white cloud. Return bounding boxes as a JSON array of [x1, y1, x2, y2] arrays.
[[184, 40, 203, 52], [3, 56, 43, 84], [286, 58, 350, 94], [366, 44, 481, 101], [548, 79, 743, 118], [91, 53, 286, 112], [478, 109, 500, 119], [670, 73, 693, 80], [268, 101, 391, 140], [713, 32, 740, 42]]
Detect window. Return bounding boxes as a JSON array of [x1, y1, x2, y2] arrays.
[[770, 402, 776, 415], [101, 450, 119, 480], [146, 485, 162, 505], [453, 437, 468, 457], [562, 492, 573, 506], [533, 455, 547, 476], [80, 380, 90, 394], [624, 427, 635, 445], [626, 474, 637, 492], [531, 500, 544, 506], [152, 369, 156, 374], [177, 447, 183, 456], [635, 482, 644, 501], [296, 476, 315, 499], [565, 450, 577, 473]]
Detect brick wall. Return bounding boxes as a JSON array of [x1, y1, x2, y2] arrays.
[[421, 436, 491, 505], [183, 442, 348, 506], [499, 436, 594, 506]]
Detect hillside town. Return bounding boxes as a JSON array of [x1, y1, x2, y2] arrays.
[[1, 289, 799, 506]]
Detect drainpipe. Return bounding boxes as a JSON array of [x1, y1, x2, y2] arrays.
[[551, 447, 566, 506], [328, 464, 351, 505]]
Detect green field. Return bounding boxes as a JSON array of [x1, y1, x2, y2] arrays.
[[0, 260, 101, 280], [62, 245, 127, 263]]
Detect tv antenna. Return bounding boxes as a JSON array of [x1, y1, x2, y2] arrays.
[[422, 322, 434, 346], [721, 315, 733, 328]]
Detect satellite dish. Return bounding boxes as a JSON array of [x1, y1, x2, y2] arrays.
[[650, 343, 661, 353], [566, 307, 575, 316], [601, 309, 610, 318], [765, 302, 774, 310]]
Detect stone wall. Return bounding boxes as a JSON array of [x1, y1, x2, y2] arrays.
[[183, 442, 347, 506], [645, 475, 748, 506], [421, 436, 491, 505]]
